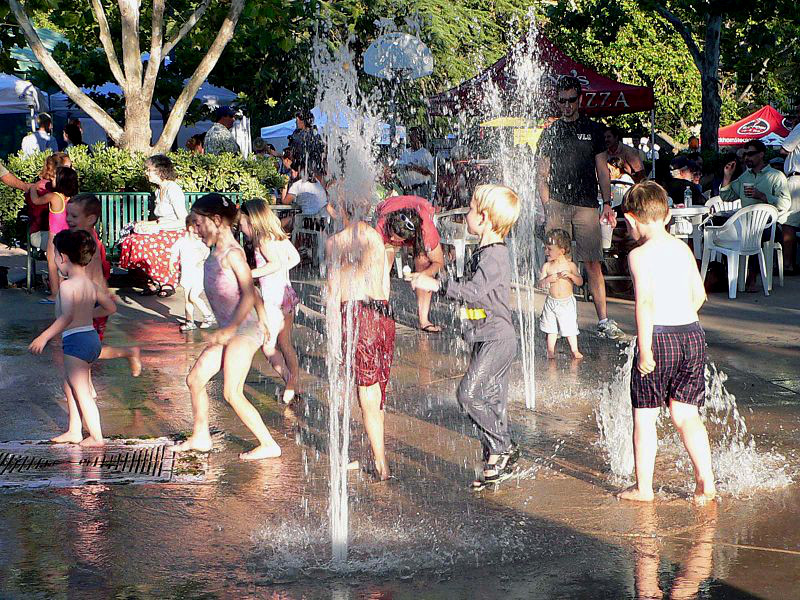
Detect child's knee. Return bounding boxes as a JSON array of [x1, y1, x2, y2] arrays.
[[670, 402, 700, 429]]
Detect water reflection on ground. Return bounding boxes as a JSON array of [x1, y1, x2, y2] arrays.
[[0, 282, 799, 599]]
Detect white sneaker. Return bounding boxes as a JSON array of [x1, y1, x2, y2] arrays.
[[180, 322, 198, 332], [597, 319, 625, 340], [200, 318, 216, 329]]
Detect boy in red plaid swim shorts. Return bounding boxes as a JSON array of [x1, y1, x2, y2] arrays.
[[618, 181, 716, 505]]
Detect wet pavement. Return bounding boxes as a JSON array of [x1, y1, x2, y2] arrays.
[[1, 248, 799, 599]]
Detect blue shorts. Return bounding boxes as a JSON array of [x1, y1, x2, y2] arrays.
[[62, 328, 102, 364]]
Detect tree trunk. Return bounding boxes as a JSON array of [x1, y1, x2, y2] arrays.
[[699, 14, 722, 152], [120, 97, 154, 153]]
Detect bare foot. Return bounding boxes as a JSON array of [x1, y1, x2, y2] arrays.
[[239, 442, 281, 460], [171, 435, 213, 453], [79, 436, 105, 448], [282, 388, 295, 405], [546, 352, 556, 359], [129, 347, 142, 377], [616, 485, 655, 502], [693, 482, 717, 505], [572, 351, 584, 359], [50, 431, 83, 444]]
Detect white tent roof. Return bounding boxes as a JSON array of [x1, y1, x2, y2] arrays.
[[49, 80, 238, 116], [0, 73, 47, 114], [260, 106, 356, 139]]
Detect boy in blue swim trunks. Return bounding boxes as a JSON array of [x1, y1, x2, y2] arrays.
[[616, 181, 716, 505], [29, 230, 117, 447]]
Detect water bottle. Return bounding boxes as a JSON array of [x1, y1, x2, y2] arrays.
[[684, 186, 692, 207]]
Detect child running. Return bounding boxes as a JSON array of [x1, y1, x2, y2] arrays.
[[29, 166, 79, 303], [538, 228, 584, 359], [412, 184, 521, 490], [169, 215, 215, 331], [617, 181, 716, 505], [66, 193, 141, 376], [240, 198, 302, 404], [172, 193, 281, 460], [29, 230, 117, 446]]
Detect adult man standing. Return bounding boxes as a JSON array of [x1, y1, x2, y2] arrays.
[[21, 113, 58, 156], [602, 125, 646, 183], [288, 109, 324, 176], [537, 76, 624, 339], [779, 109, 800, 274], [396, 129, 434, 199], [204, 106, 240, 155]]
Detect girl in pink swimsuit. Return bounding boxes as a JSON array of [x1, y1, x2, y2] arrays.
[[171, 193, 281, 460], [240, 199, 302, 404], [29, 166, 80, 302]]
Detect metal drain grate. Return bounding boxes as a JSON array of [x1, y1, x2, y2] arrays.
[[0, 441, 174, 489]]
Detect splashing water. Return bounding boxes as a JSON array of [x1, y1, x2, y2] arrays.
[[596, 343, 793, 495], [313, 34, 382, 563]]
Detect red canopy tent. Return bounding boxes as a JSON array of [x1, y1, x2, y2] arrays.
[[427, 34, 655, 117], [718, 105, 791, 146]]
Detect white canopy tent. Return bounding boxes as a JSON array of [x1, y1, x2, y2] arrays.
[[0, 73, 47, 116]]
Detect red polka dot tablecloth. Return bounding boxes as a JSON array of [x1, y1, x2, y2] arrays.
[[118, 230, 182, 288]]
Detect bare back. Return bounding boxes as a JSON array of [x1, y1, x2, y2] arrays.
[[327, 221, 390, 302], [629, 234, 705, 326], [56, 274, 98, 331]]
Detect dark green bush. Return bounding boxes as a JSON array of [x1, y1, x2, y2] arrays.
[[0, 145, 285, 243]]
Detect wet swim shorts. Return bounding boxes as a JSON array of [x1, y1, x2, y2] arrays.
[[341, 300, 396, 409], [62, 327, 102, 364], [630, 322, 706, 409], [539, 295, 579, 338]]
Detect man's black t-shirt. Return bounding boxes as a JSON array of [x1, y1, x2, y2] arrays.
[[538, 116, 606, 208], [664, 177, 704, 206]]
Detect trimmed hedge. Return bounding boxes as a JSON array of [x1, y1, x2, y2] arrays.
[[0, 144, 285, 243]]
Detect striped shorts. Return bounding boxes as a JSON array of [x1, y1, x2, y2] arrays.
[[630, 322, 706, 409]]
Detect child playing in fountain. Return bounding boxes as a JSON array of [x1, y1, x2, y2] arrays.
[[169, 214, 215, 331], [172, 193, 281, 460], [29, 230, 117, 446], [538, 228, 583, 360], [617, 181, 716, 505], [411, 184, 521, 490], [240, 198, 302, 404]]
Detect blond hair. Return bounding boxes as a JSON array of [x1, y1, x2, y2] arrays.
[[473, 184, 521, 237], [622, 180, 669, 223], [241, 198, 288, 248]]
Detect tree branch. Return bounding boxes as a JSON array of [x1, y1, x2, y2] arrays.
[[155, 0, 245, 153], [142, 0, 166, 101], [90, 0, 126, 87], [162, 0, 212, 57], [8, 0, 123, 141], [650, 2, 703, 72]]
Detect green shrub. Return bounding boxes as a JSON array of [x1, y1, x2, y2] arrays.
[[0, 145, 285, 243]]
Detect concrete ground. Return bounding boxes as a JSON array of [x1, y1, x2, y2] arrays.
[[0, 245, 799, 599]]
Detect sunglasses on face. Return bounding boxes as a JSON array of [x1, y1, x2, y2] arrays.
[[557, 95, 580, 105], [744, 150, 762, 157], [397, 213, 416, 232]]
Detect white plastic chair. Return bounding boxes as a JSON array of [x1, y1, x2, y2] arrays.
[[700, 204, 777, 299], [291, 210, 330, 277], [763, 232, 784, 291], [433, 208, 480, 278]]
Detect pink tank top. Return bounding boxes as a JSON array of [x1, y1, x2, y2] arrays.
[[48, 192, 69, 236], [203, 244, 259, 329]]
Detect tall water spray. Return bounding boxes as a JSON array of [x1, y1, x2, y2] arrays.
[[313, 36, 382, 563], [479, 17, 544, 410]]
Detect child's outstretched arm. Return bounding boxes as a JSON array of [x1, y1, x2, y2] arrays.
[[210, 248, 258, 345], [29, 284, 75, 353], [629, 249, 655, 375]]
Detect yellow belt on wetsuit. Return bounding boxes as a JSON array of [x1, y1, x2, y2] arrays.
[[460, 307, 487, 320]]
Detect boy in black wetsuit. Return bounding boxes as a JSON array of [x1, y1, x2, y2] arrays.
[[412, 184, 521, 490]]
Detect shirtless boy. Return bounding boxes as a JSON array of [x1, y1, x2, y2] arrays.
[[617, 181, 716, 505], [325, 191, 395, 481], [538, 228, 584, 359], [29, 230, 117, 446]]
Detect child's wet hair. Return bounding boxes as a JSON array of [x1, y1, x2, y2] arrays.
[[185, 214, 194, 228], [190, 193, 239, 226], [53, 229, 96, 266], [69, 193, 101, 224], [473, 184, 521, 237], [55, 166, 80, 197], [545, 228, 572, 253], [622, 181, 669, 223], [240, 198, 288, 242]]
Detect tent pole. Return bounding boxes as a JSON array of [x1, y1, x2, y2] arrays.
[[650, 109, 656, 178]]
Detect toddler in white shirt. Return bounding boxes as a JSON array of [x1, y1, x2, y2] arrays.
[[169, 215, 215, 331]]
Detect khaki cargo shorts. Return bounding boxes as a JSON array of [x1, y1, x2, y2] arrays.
[[546, 200, 603, 262]]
